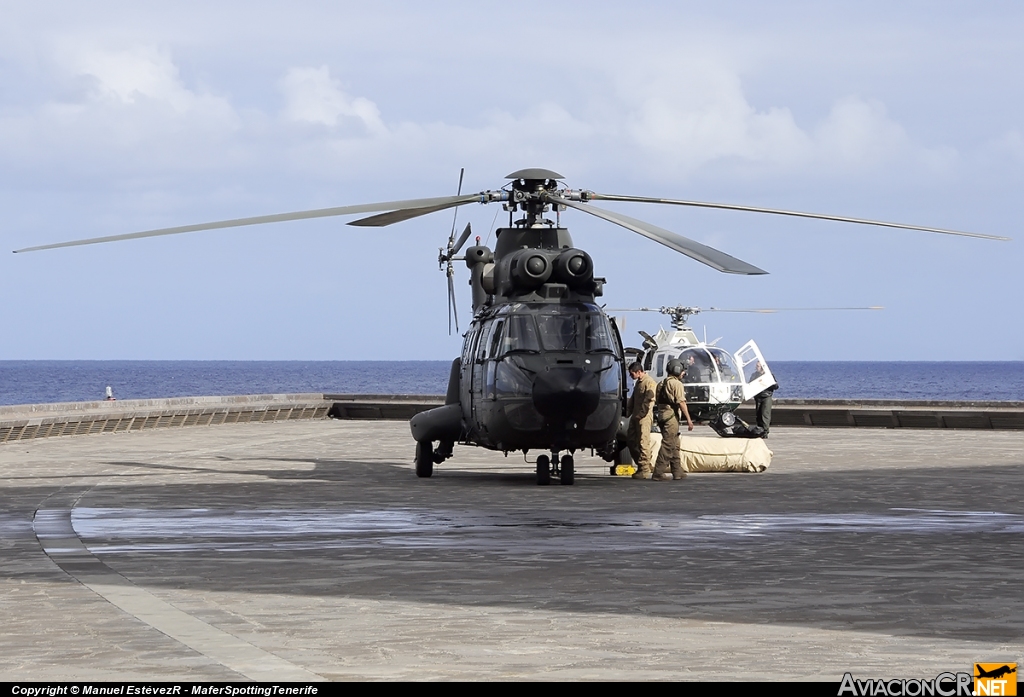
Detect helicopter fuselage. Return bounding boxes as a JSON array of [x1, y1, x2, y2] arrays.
[[410, 208, 630, 477], [455, 300, 624, 452]]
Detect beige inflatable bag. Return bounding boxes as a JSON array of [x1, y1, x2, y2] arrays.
[[649, 432, 772, 473]]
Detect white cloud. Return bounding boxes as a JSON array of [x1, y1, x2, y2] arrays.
[[0, 43, 249, 180], [280, 66, 386, 136], [67, 45, 236, 122], [0, 34, 989, 195], [813, 97, 909, 167], [622, 60, 811, 171]]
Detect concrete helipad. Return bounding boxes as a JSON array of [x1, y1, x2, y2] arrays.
[[1, 420, 1022, 681]]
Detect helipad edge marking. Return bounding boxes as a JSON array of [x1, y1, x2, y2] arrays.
[[33, 507, 324, 682]]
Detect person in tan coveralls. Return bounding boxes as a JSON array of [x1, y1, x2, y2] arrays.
[[653, 359, 694, 481], [626, 362, 657, 480]]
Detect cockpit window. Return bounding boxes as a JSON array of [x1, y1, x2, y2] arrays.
[[537, 314, 580, 351], [708, 348, 741, 384], [678, 348, 714, 384], [502, 315, 541, 354], [487, 319, 505, 359], [534, 312, 618, 353], [584, 313, 617, 354]]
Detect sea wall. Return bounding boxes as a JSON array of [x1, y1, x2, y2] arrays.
[[0, 393, 332, 444], [1, 394, 1022, 445]]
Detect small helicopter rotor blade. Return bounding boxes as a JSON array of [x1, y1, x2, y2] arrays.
[[447, 268, 459, 335], [587, 193, 1010, 242], [550, 197, 767, 275], [706, 305, 885, 313], [452, 222, 473, 256], [14, 194, 487, 253], [604, 307, 665, 313], [347, 195, 485, 228]]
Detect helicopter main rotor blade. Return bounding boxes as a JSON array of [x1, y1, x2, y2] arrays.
[[348, 196, 480, 227], [448, 167, 465, 244], [14, 194, 485, 253], [550, 197, 767, 275], [587, 193, 1010, 242]]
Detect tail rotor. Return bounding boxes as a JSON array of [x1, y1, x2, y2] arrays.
[[439, 168, 470, 335]]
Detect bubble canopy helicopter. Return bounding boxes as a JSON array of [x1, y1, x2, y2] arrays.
[[15, 168, 1008, 485], [607, 303, 883, 425]]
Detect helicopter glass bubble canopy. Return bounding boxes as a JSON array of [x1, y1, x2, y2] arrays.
[[677, 347, 745, 408]]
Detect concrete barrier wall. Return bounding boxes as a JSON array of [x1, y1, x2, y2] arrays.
[[326, 395, 1024, 430], [735, 399, 1024, 430], [2, 394, 1022, 445], [0, 394, 332, 445]]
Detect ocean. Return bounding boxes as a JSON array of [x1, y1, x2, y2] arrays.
[[1, 360, 1022, 406]]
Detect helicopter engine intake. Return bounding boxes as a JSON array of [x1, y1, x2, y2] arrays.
[[552, 249, 594, 287], [508, 249, 553, 288]]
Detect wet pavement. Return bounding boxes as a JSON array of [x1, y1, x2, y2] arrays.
[[1, 420, 1022, 680]]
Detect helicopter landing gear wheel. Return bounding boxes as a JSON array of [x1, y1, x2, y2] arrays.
[[536, 454, 551, 485], [415, 440, 433, 478], [560, 454, 575, 485]]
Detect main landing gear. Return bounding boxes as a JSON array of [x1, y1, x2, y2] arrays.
[[415, 441, 434, 478], [536, 452, 575, 486], [415, 440, 453, 478]]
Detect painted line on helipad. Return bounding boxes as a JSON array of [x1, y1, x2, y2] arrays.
[[33, 506, 324, 682]]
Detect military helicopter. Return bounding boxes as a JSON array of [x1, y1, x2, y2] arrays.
[[15, 167, 1008, 485], [608, 303, 882, 429]]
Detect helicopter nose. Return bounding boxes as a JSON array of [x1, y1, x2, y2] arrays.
[[532, 368, 601, 425]]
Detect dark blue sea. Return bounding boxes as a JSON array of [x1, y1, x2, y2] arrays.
[[1, 361, 1023, 406]]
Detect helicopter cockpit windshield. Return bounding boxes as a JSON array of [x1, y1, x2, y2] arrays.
[[499, 305, 619, 355], [707, 348, 741, 384], [501, 314, 542, 354], [676, 346, 746, 408]]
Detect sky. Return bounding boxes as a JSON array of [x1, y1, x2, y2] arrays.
[[2, 1, 1022, 361]]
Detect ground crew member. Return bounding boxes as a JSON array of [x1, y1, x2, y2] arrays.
[[754, 381, 778, 438], [626, 361, 657, 480], [652, 359, 694, 481]]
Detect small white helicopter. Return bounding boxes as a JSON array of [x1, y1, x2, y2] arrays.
[[609, 303, 883, 428]]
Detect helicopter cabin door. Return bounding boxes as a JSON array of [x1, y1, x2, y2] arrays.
[[734, 341, 777, 402]]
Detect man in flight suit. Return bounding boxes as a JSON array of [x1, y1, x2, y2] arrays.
[[626, 361, 657, 480], [653, 359, 694, 481]]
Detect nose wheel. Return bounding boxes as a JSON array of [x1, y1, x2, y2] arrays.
[[535, 452, 575, 485], [560, 454, 574, 485], [536, 454, 551, 485]]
